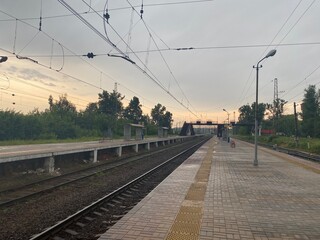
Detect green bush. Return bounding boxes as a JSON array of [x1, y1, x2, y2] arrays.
[[310, 143, 320, 154]]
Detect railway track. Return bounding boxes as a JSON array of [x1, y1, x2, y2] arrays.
[[260, 143, 320, 162], [0, 138, 204, 208], [235, 138, 320, 162], [29, 137, 209, 240]]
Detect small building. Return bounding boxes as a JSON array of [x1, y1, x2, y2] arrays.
[[158, 127, 169, 138], [124, 123, 145, 140]]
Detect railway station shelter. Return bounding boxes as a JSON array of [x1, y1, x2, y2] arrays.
[[124, 123, 145, 140], [158, 127, 168, 138]]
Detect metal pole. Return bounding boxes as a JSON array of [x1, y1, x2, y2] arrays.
[[227, 113, 230, 142], [223, 109, 230, 142], [253, 58, 264, 166], [252, 49, 277, 166], [294, 102, 299, 147], [254, 65, 259, 166]]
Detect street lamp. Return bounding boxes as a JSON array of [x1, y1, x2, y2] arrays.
[[0, 56, 8, 63], [223, 109, 230, 123], [223, 109, 230, 142], [253, 49, 277, 166]]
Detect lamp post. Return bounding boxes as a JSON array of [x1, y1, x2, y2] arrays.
[[0, 56, 8, 63], [223, 109, 230, 142], [253, 49, 277, 166]]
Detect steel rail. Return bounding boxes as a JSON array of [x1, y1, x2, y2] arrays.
[[29, 137, 210, 240], [0, 139, 200, 208]]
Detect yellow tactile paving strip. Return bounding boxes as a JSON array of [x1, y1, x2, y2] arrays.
[[98, 138, 320, 240], [165, 140, 214, 240]]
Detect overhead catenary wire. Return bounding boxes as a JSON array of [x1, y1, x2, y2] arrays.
[[3, 0, 316, 119], [275, 0, 316, 49], [0, 10, 124, 93], [0, 9, 179, 115], [0, 10, 159, 113], [0, 0, 216, 22], [0, 9, 65, 72], [126, 0, 198, 114], [3, 2, 319, 112], [75, 0, 198, 117], [3, 75, 90, 109], [17, 31, 40, 55], [23, 41, 320, 58], [264, 60, 320, 111], [280, 62, 320, 102], [237, 0, 305, 108]]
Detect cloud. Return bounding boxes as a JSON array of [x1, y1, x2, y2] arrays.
[[15, 68, 57, 87]]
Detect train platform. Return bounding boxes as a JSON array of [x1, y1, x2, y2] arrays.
[[98, 137, 320, 240]]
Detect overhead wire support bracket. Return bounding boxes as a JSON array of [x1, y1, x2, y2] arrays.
[[16, 55, 38, 64], [176, 47, 194, 51], [58, 0, 198, 118], [108, 54, 136, 64]]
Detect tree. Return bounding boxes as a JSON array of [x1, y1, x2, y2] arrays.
[[77, 102, 100, 131], [98, 90, 124, 118], [276, 114, 296, 136], [151, 103, 166, 126], [238, 102, 266, 134], [301, 85, 319, 137], [123, 96, 143, 123], [163, 111, 173, 130], [151, 103, 173, 129], [238, 104, 254, 124], [48, 94, 76, 117], [85, 102, 99, 113], [266, 98, 287, 133], [46, 94, 78, 139]]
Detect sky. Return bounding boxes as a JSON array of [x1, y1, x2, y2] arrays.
[[0, 0, 320, 126]]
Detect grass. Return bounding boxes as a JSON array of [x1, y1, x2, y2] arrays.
[[234, 135, 320, 155]]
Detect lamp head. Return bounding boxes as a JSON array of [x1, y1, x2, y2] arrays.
[[0, 56, 8, 63], [265, 49, 277, 58]]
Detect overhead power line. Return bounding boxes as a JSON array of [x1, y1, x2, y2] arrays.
[[0, 0, 215, 22], [237, 0, 316, 108], [67, 0, 198, 118], [275, 0, 316, 48], [125, 0, 197, 114], [0, 9, 157, 111], [23, 41, 320, 58], [281, 62, 320, 101]]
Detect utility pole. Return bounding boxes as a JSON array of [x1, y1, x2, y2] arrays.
[[273, 78, 278, 134], [114, 82, 118, 92], [294, 102, 299, 147], [114, 82, 118, 138], [233, 111, 235, 135]]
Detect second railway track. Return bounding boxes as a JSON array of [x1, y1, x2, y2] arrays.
[[28, 137, 210, 240], [0, 137, 207, 208]]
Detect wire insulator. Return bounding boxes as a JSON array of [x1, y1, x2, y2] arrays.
[[86, 52, 95, 58], [39, 0, 43, 31], [103, 11, 110, 23], [39, 16, 42, 31], [140, 3, 144, 19]]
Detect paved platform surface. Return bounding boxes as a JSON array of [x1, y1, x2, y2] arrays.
[[0, 136, 186, 162], [98, 138, 320, 240]]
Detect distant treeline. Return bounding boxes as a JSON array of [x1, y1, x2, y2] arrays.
[[0, 90, 173, 141], [236, 85, 320, 138]]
